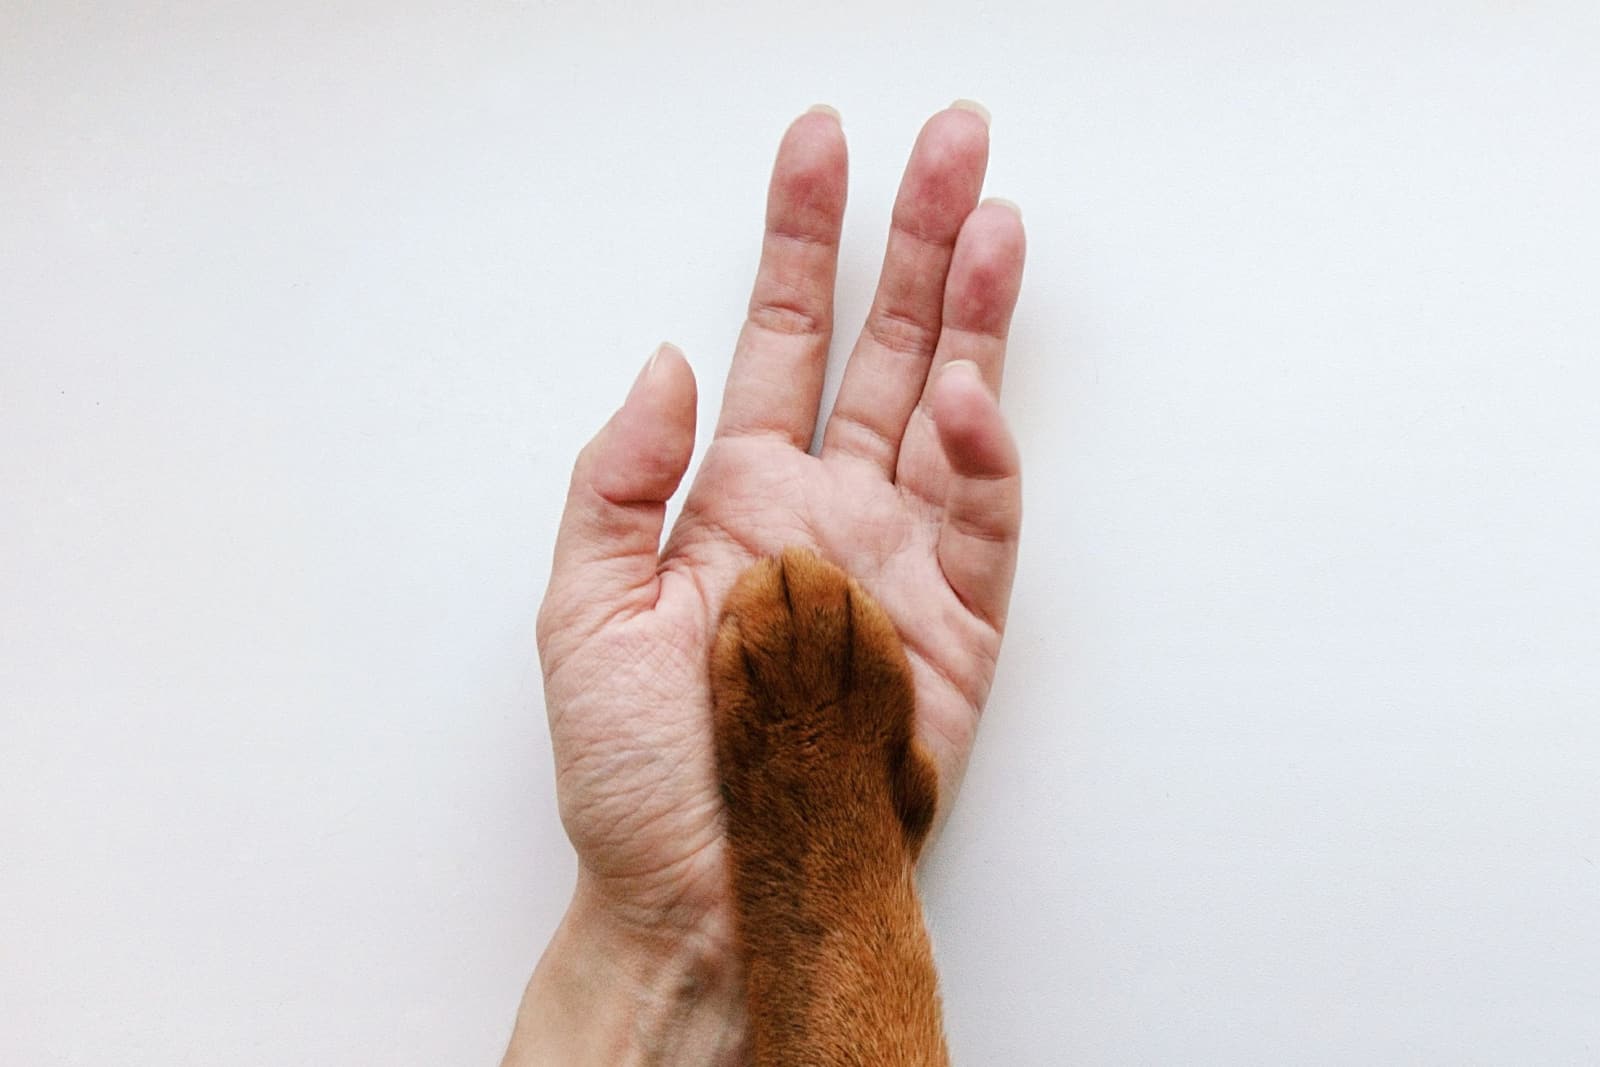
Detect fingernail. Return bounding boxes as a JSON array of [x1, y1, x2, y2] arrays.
[[983, 196, 1022, 218], [806, 103, 841, 123], [635, 342, 678, 390], [942, 358, 982, 382], [950, 99, 991, 126]]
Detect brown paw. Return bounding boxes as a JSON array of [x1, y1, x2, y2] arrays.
[[710, 548, 938, 858]]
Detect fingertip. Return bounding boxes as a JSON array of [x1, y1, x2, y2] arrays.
[[932, 101, 991, 155], [787, 104, 847, 149], [768, 110, 848, 235], [625, 342, 696, 438], [981, 195, 1021, 219], [931, 358, 990, 431], [932, 361, 1019, 481], [804, 102, 842, 125], [596, 343, 698, 505], [949, 98, 991, 127], [642, 340, 696, 409], [945, 202, 1027, 342], [971, 197, 1027, 251], [893, 107, 990, 242]]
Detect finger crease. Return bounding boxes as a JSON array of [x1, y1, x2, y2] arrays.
[[890, 218, 962, 252], [865, 307, 942, 358], [768, 225, 840, 249], [715, 423, 810, 450], [957, 467, 1020, 485], [896, 473, 944, 514], [947, 510, 1016, 545], [746, 299, 826, 338], [827, 407, 900, 467]]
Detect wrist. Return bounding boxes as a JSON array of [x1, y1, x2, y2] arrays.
[[501, 874, 746, 1067]]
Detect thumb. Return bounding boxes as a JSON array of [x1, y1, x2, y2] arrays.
[[539, 343, 697, 649]]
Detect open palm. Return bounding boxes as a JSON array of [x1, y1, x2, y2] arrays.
[[535, 104, 1025, 957]]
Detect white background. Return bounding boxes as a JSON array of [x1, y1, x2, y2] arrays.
[[4, 2, 1598, 1063]]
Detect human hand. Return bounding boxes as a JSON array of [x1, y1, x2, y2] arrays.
[[503, 102, 1025, 1066]]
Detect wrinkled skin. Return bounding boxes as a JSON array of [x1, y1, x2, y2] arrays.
[[515, 102, 1025, 1063]]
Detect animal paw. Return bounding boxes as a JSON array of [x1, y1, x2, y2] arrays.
[[710, 548, 938, 858]]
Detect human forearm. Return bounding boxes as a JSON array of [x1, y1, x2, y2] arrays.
[[501, 878, 746, 1067]]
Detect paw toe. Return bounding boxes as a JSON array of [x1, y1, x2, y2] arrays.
[[710, 547, 938, 853], [713, 549, 856, 706]]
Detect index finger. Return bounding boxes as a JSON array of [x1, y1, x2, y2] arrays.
[[713, 106, 848, 450]]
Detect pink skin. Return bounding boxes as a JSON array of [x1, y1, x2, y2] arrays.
[[510, 104, 1024, 1066]]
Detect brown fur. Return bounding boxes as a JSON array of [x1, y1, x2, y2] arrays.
[[711, 548, 948, 1066]]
